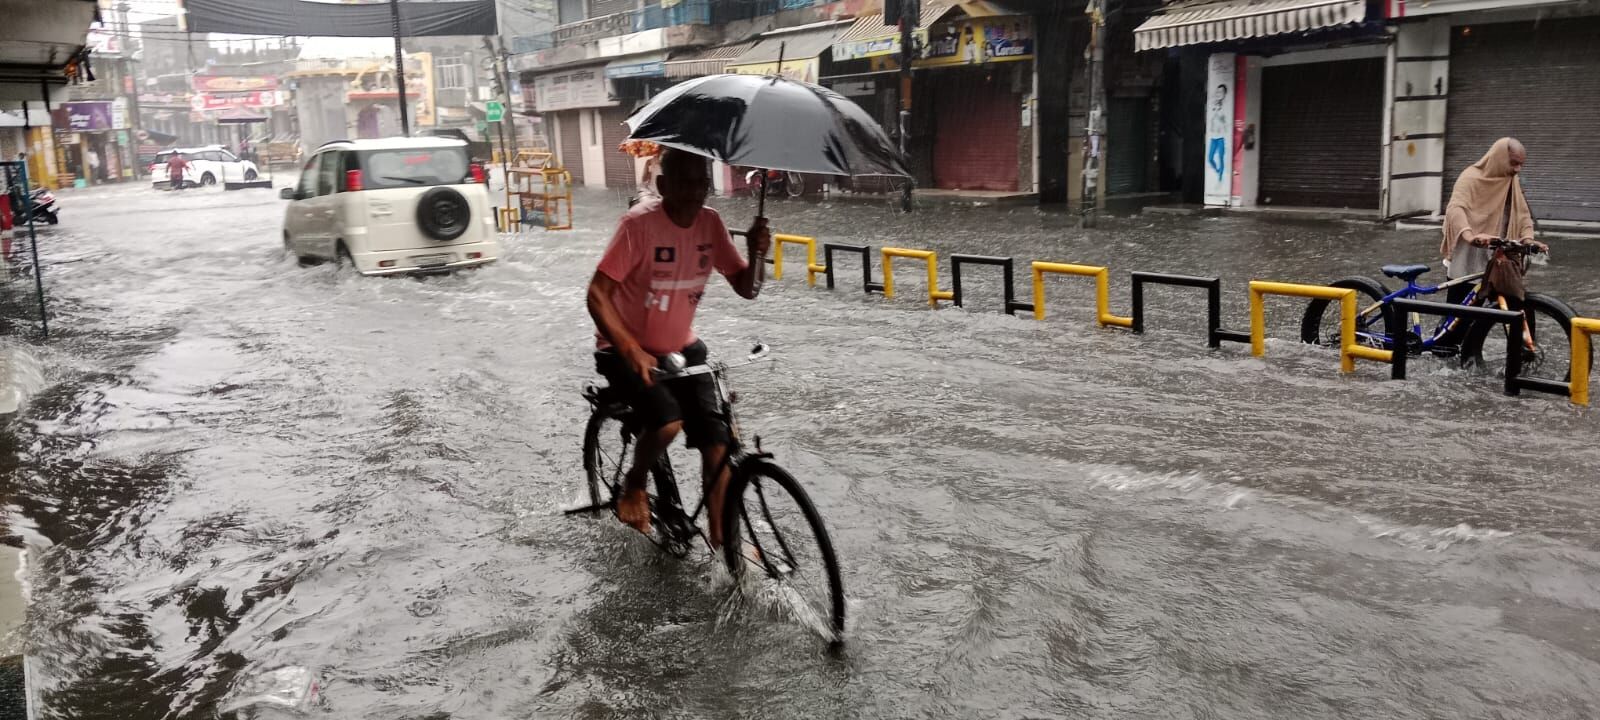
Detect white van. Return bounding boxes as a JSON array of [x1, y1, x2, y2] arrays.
[[280, 137, 500, 276]]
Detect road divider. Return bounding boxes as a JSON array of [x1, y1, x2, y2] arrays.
[[1248, 281, 1392, 373], [881, 248, 954, 306], [753, 233, 1595, 405], [1031, 262, 1134, 328], [771, 234, 824, 287]]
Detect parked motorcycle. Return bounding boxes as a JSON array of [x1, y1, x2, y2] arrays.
[[5, 186, 58, 225]]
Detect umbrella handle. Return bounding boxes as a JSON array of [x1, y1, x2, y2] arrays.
[[758, 169, 767, 219]]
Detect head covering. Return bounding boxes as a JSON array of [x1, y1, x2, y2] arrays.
[[1441, 138, 1534, 262]]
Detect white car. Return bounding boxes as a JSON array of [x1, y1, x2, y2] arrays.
[[150, 145, 260, 188], [279, 137, 500, 276]]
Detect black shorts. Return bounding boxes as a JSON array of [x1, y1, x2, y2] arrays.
[[595, 339, 729, 449]]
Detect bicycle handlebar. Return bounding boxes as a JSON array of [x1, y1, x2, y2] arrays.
[[652, 343, 772, 380], [1488, 238, 1545, 254]]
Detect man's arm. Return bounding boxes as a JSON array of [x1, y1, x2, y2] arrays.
[[726, 219, 772, 300], [587, 272, 658, 384]]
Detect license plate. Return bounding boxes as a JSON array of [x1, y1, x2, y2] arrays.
[[412, 253, 450, 268]]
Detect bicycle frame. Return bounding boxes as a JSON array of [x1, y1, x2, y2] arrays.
[[1349, 273, 1486, 349]]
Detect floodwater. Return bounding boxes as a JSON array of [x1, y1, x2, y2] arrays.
[[5, 181, 1600, 719]]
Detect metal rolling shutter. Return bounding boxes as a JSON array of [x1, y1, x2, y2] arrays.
[[1444, 19, 1600, 223], [1259, 58, 1383, 208], [601, 106, 635, 190], [932, 70, 1020, 191], [557, 110, 584, 185], [1107, 97, 1151, 195]]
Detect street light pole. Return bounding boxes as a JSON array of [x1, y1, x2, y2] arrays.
[[389, 0, 410, 137], [896, 0, 918, 213]]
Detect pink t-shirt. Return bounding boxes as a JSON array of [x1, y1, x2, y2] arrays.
[[595, 199, 748, 355]]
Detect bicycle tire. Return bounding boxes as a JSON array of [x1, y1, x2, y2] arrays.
[[720, 459, 845, 641], [1463, 292, 1585, 382], [1299, 276, 1393, 348], [581, 408, 627, 509]]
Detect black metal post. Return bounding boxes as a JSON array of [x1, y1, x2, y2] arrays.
[[949, 254, 1015, 312], [389, 0, 410, 137], [1390, 299, 1525, 393], [897, 9, 914, 213], [1129, 272, 1226, 348], [823, 243, 880, 293]]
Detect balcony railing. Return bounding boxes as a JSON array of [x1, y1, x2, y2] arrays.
[[553, 0, 711, 45]]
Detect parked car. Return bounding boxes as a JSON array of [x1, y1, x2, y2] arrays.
[[279, 137, 499, 276], [149, 145, 260, 188]]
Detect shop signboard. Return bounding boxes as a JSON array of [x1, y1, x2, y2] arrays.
[[191, 91, 284, 112], [727, 58, 820, 84], [916, 16, 1034, 68], [54, 102, 114, 132], [192, 76, 281, 93], [111, 98, 130, 129], [533, 68, 617, 112]]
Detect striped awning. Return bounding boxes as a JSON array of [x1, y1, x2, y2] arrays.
[[1133, 0, 1367, 51], [662, 42, 756, 79]]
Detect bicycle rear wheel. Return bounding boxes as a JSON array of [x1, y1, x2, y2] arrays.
[[582, 409, 629, 509], [1299, 276, 1393, 348], [721, 459, 845, 642]]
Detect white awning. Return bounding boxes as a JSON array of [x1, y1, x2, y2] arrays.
[[1133, 0, 1367, 52]]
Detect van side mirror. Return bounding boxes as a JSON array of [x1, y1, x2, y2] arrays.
[[279, 188, 297, 200]]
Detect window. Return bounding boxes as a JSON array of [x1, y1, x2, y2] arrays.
[[356, 147, 471, 189], [316, 151, 339, 196], [436, 56, 468, 90], [558, 0, 586, 25], [296, 154, 319, 198], [203, 150, 225, 162], [220, 150, 240, 163]]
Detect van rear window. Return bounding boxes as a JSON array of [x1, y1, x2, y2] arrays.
[[357, 148, 471, 189]]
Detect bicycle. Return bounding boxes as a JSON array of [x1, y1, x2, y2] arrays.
[[568, 344, 847, 642], [1299, 239, 1586, 382]]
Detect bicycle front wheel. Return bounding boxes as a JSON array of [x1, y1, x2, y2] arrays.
[[1465, 292, 1585, 383], [721, 459, 845, 642]]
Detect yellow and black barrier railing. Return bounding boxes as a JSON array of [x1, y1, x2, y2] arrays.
[[746, 231, 1597, 406], [1248, 281, 1392, 373]]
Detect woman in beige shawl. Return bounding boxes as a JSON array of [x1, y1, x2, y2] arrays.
[[1440, 138, 1546, 305]]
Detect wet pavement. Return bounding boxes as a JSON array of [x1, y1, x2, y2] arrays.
[[5, 180, 1600, 719]]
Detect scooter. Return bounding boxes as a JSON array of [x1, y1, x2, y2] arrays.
[[23, 187, 59, 225], [6, 186, 58, 225]]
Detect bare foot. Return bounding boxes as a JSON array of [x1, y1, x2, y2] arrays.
[[617, 487, 651, 534]]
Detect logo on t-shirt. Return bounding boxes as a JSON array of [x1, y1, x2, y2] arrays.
[[654, 246, 675, 263]]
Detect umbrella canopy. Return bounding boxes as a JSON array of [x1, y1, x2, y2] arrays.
[[625, 73, 909, 178]]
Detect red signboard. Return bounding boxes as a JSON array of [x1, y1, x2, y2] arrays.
[[191, 91, 283, 112], [192, 75, 281, 93]]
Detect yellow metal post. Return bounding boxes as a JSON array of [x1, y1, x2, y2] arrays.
[[773, 234, 819, 286], [1029, 261, 1132, 326], [1571, 317, 1598, 406], [1248, 281, 1392, 373], [882, 248, 953, 305]]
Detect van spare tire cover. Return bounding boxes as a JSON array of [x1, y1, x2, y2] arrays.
[[416, 187, 471, 241]]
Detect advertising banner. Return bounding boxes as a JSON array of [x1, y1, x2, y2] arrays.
[[838, 16, 1034, 69], [191, 91, 285, 112], [1203, 52, 1235, 207], [727, 58, 819, 84]]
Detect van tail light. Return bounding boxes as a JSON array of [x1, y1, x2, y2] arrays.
[[470, 163, 487, 184], [345, 169, 363, 192]]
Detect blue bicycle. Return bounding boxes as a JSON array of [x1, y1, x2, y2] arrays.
[[1299, 240, 1584, 382]]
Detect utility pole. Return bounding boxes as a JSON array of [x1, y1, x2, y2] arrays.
[[389, 0, 411, 136], [1081, 0, 1106, 228], [891, 0, 918, 213]]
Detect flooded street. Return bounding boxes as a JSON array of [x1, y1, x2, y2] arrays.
[[8, 181, 1600, 719]]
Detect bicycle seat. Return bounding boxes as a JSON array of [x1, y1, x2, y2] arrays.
[[1380, 263, 1431, 282]]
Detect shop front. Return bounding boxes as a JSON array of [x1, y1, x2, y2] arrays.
[[829, 9, 1035, 192], [1135, 0, 1383, 210], [533, 64, 619, 188], [50, 101, 136, 187]]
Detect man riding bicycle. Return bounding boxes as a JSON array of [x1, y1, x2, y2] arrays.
[[586, 148, 771, 547]]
